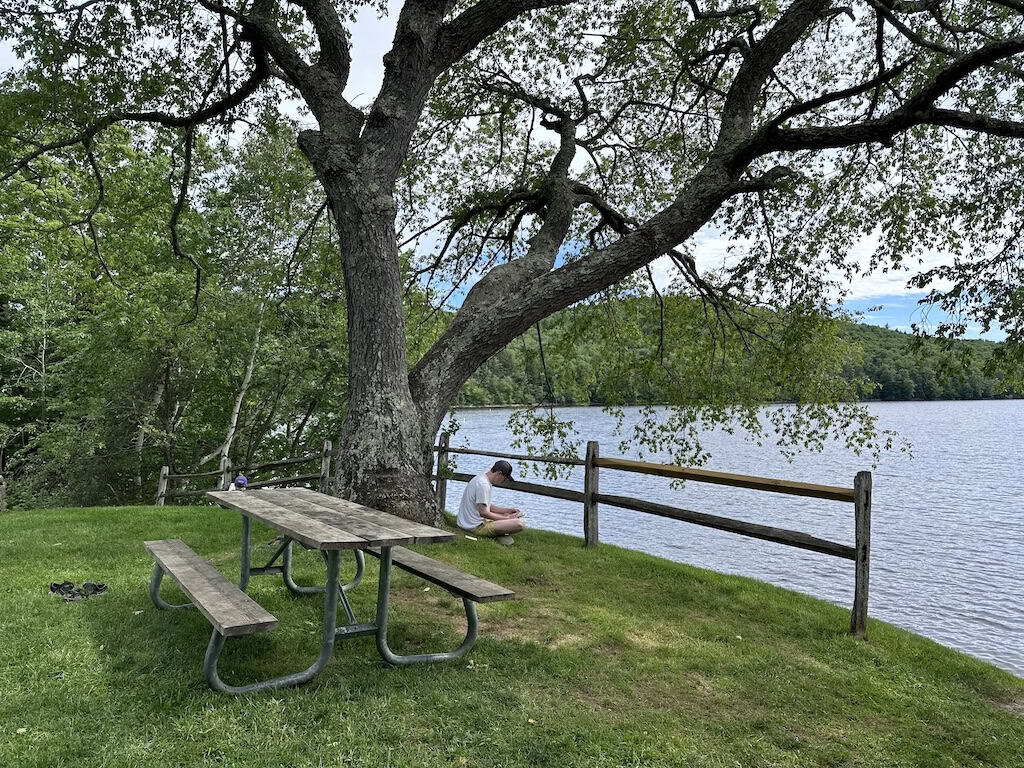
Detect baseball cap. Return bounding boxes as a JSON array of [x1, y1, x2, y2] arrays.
[[490, 460, 514, 480], [234, 475, 248, 488]]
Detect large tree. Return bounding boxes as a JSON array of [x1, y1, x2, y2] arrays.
[[4, 0, 1024, 521]]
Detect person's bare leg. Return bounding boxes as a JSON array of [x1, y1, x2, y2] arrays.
[[489, 518, 525, 535]]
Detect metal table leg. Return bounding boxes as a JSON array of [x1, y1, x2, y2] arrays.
[[204, 550, 342, 694], [149, 565, 194, 611], [282, 544, 365, 597], [240, 514, 251, 591], [374, 546, 479, 665]]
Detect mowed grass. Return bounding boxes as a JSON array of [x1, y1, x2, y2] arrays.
[[0, 505, 1022, 768]]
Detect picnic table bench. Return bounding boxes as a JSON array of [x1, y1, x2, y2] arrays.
[[144, 487, 516, 694]]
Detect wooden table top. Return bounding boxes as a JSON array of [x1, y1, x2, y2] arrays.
[[206, 487, 454, 550]]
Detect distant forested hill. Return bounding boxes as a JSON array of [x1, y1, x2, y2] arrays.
[[458, 308, 1017, 406], [836, 323, 1013, 401]]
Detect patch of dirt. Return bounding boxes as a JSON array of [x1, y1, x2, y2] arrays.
[[484, 603, 572, 646], [996, 698, 1024, 717], [546, 633, 586, 649], [625, 629, 667, 650], [793, 652, 831, 671]]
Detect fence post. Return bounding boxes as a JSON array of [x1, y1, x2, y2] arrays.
[[219, 456, 232, 491], [155, 465, 169, 506], [850, 470, 872, 637], [436, 432, 449, 513], [584, 440, 600, 547], [320, 440, 333, 493]]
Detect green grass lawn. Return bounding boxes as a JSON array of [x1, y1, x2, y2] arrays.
[[0, 505, 1021, 768]]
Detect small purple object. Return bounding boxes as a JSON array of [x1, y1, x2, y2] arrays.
[[234, 475, 248, 488]]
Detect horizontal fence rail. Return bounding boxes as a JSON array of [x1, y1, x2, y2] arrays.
[[433, 435, 871, 637], [594, 493, 855, 559], [445, 471, 585, 504], [156, 442, 332, 505], [437, 445, 585, 466], [595, 456, 856, 502]]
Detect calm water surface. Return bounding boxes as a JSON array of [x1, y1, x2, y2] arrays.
[[445, 401, 1024, 677]]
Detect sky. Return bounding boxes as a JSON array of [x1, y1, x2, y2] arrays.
[[1, 5, 1005, 341]]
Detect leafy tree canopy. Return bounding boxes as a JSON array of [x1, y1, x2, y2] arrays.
[[3, 1, 1024, 518]]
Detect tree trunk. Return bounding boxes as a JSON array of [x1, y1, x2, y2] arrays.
[[200, 302, 265, 467], [324, 177, 440, 525], [135, 377, 165, 492]]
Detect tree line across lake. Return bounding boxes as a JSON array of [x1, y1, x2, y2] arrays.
[[459, 308, 1018, 407]]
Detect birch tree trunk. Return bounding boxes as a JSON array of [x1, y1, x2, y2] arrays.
[[135, 378, 166, 492], [200, 302, 266, 467]]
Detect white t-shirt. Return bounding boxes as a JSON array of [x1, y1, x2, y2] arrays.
[[457, 474, 492, 530]]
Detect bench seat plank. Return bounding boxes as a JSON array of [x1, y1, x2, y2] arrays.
[[145, 539, 278, 637], [366, 546, 515, 603], [287, 488, 455, 544], [207, 491, 367, 549], [256, 489, 418, 547]]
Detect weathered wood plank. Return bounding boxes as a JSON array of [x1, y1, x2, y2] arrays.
[[850, 471, 872, 637], [166, 455, 318, 481], [206, 491, 366, 549], [319, 440, 332, 494], [435, 445, 584, 466], [446, 472, 586, 504], [594, 456, 856, 502], [435, 432, 449, 512], [257, 489, 417, 547], [144, 539, 277, 636], [285, 488, 454, 543], [595, 493, 855, 560], [583, 440, 599, 547], [155, 465, 169, 506], [365, 546, 515, 603], [245, 472, 320, 490], [166, 467, 225, 479]]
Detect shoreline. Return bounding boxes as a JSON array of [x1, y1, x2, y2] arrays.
[[453, 397, 1024, 411]]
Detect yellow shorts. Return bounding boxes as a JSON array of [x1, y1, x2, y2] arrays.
[[472, 520, 501, 537]]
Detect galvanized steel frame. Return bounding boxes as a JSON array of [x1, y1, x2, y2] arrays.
[[149, 513, 480, 694]]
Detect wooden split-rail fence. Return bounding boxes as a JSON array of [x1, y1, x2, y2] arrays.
[[155, 441, 334, 505], [153, 434, 872, 636], [432, 433, 872, 636]]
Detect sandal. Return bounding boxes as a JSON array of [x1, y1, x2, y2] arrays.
[[81, 582, 108, 596], [49, 580, 75, 597], [62, 588, 88, 602]]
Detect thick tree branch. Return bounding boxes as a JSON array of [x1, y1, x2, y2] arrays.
[[360, 0, 576, 183], [718, 0, 832, 146], [2, 47, 269, 183], [432, 0, 575, 72], [289, 0, 352, 83], [769, 57, 916, 128], [760, 35, 1024, 153], [169, 127, 203, 325]]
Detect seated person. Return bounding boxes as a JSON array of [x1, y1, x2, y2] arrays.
[[456, 460, 526, 542]]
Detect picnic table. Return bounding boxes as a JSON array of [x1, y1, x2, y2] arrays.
[[144, 487, 515, 695]]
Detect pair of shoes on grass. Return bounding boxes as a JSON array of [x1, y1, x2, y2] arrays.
[[48, 580, 108, 602]]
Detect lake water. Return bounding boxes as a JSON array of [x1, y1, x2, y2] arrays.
[[444, 401, 1024, 678]]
